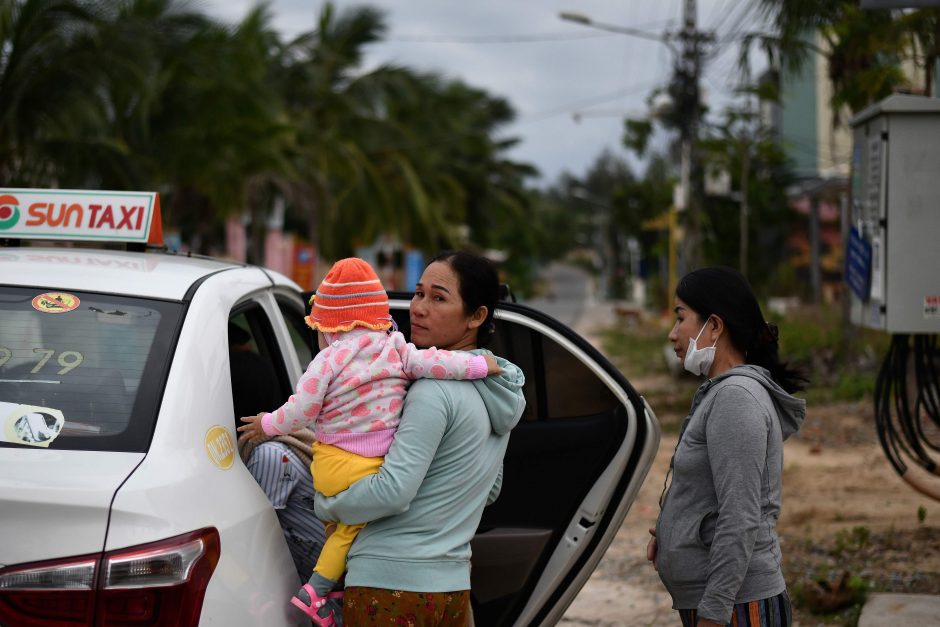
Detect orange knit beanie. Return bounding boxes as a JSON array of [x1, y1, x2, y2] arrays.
[[305, 257, 392, 333]]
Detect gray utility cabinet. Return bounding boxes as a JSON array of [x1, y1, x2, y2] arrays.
[[848, 94, 940, 333]]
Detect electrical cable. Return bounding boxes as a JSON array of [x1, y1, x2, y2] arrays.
[[873, 333, 940, 501]]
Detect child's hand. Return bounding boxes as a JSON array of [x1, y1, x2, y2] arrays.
[[237, 412, 268, 444], [484, 354, 502, 375]]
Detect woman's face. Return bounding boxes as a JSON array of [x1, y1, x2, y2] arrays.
[[410, 261, 486, 351], [668, 296, 708, 368]]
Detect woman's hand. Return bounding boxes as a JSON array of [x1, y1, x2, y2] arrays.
[[237, 412, 268, 444], [646, 527, 658, 571]]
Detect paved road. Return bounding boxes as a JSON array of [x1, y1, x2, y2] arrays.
[[519, 263, 593, 329]]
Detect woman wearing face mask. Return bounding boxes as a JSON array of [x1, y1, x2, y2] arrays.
[[647, 267, 807, 627]]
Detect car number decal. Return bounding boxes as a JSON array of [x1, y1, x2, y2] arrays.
[[0, 347, 84, 375], [205, 425, 235, 470], [1, 402, 65, 447], [31, 292, 81, 314]]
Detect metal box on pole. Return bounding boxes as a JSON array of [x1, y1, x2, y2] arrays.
[[848, 94, 940, 333]]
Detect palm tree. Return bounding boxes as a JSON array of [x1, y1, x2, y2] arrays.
[[756, 0, 907, 122], [0, 0, 112, 185], [271, 2, 399, 261], [95, 1, 293, 253]]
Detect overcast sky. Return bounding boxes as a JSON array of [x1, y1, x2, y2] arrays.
[[202, 0, 766, 185]]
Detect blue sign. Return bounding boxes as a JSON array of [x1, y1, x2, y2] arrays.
[[845, 226, 872, 301]]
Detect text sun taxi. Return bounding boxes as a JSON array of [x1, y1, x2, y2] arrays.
[[0, 187, 658, 627]]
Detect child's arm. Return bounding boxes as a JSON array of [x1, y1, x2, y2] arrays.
[[394, 333, 500, 380], [261, 347, 334, 436]]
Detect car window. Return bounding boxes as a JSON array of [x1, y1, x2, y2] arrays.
[[0, 286, 183, 452], [488, 321, 618, 422], [228, 306, 292, 428]]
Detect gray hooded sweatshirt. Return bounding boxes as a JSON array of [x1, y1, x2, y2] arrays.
[[656, 365, 805, 623]]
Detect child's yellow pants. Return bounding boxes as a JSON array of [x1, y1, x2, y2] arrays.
[[310, 441, 384, 581]]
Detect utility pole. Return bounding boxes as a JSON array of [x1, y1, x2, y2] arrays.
[[739, 57, 754, 279], [559, 5, 714, 273], [674, 0, 711, 272]]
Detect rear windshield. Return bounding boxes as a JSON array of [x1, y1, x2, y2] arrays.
[[0, 286, 183, 452]]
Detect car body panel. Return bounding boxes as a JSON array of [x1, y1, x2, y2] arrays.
[[0, 247, 236, 300], [0, 449, 143, 565]]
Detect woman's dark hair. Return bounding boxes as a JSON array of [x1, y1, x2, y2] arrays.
[[429, 250, 499, 348], [676, 266, 807, 393]]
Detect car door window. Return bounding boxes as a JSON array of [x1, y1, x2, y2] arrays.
[[228, 306, 292, 426], [276, 298, 316, 369]]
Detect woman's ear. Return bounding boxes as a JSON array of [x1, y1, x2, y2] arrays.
[[467, 305, 488, 329], [709, 315, 725, 340]]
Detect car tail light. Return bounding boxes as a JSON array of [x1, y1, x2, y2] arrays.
[[0, 527, 220, 627]]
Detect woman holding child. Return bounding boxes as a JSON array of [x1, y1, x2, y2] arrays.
[[315, 250, 524, 625]]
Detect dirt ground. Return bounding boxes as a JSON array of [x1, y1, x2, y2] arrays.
[[559, 383, 940, 626]]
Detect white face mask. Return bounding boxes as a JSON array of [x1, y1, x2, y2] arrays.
[[684, 320, 718, 377]]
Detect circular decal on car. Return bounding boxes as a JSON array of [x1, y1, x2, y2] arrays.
[[205, 425, 235, 470], [0, 194, 20, 230], [32, 292, 81, 314]]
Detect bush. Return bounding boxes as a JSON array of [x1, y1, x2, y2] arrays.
[[770, 303, 889, 402]]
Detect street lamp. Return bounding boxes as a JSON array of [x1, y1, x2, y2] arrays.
[[558, 12, 676, 50]]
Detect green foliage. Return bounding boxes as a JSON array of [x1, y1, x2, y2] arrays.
[[770, 303, 889, 402], [831, 526, 872, 557], [623, 118, 653, 156], [758, 0, 921, 120], [918, 505, 927, 524]]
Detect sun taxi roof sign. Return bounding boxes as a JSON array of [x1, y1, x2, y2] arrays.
[[0, 188, 163, 246]]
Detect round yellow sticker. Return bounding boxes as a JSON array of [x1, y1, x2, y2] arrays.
[[205, 425, 235, 470], [32, 292, 81, 314]]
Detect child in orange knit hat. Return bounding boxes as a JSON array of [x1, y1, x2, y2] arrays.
[[239, 257, 499, 626]]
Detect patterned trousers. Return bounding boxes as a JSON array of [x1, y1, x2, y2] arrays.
[[678, 591, 792, 627], [343, 587, 471, 626]]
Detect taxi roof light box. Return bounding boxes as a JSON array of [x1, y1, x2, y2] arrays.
[[848, 94, 940, 333]]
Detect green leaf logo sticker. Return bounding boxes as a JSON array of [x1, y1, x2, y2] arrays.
[[0, 194, 20, 230]]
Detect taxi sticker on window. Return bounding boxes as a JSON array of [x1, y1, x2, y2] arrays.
[[32, 292, 81, 314], [205, 425, 236, 470], [1, 402, 65, 448]]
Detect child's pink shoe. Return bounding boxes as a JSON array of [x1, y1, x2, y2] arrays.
[[290, 584, 343, 626]]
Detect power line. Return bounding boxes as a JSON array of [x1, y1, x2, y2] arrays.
[[385, 18, 681, 45], [517, 81, 662, 123], [385, 31, 616, 43]]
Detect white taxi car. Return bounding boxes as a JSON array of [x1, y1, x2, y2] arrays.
[[0, 188, 660, 626]]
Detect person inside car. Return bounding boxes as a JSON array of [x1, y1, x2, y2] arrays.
[[230, 322, 326, 583], [237, 427, 325, 583]]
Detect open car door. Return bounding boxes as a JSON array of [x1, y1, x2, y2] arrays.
[[387, 293, 660, 626]]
